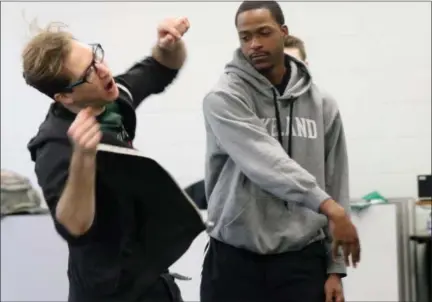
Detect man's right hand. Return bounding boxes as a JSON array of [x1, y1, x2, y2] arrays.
[[57, 107, 100, 236], [67, 107, 102, 156], [320, 199, 361, 268]]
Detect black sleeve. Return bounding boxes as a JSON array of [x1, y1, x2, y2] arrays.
[[34, 142, 97, 245], [114, 56, 179, 109]]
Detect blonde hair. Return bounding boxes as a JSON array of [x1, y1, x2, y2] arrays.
[[284, 35, 307, 61], [22, 22, 74, 98]]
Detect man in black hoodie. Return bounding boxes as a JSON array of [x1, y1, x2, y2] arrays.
[[25, 17, 190, 302]]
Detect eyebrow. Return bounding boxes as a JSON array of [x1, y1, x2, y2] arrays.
[[238, 25, 273, 35]]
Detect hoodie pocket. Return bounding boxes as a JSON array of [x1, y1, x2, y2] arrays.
[[222, 199, 250, 228]]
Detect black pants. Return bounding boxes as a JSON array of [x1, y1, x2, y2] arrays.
[[69, 273, 183, 302], [137, 273, 183, 302], [200, 238, 327, 302]]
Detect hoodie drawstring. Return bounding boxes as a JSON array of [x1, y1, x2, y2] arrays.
[[271, 89, 296, 157], [272, 89, 283, 146]]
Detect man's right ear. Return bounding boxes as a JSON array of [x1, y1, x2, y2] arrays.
[[54, 92, 73, 105]]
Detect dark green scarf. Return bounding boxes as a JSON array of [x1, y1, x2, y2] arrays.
[[97, 102, 130, 142]]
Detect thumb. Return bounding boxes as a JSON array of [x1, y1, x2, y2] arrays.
[[158, 34, 176, 49]]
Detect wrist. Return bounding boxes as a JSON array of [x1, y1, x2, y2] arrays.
[[320, 199, 346, 221], [156, 39, 182, 53], [327, 273, 342, 280], [72, 148, 97, 165]]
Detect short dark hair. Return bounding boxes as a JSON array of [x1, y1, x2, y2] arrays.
[[235, 1, 285, 27], [284, 35, 307, 61]]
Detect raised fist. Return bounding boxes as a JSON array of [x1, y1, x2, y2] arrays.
[[67, 107, 102, 155], [157, 17, 190, 50]]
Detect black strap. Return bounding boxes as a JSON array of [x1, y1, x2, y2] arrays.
[[272, 89, 297, 157], [272, 89, 283, 145]]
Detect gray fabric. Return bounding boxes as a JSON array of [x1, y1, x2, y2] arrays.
[[203, 49, 350, 275], [1, 169, 47, 217]]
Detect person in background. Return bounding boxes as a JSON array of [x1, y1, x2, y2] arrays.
[[284, 33, 352, 302], [284, 34, 308, 64], [25, 17, 189, 302], [201, 1, 359, 302]]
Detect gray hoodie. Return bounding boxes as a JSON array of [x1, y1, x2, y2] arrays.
[[203, 49, 349, 275]]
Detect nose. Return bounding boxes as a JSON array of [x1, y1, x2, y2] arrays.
[[95, 62, 109, 78], [250, 37, 263, 50]]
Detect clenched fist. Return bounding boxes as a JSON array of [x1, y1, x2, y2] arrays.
[[67, 107, 102, 155], [157, 17, 190, 50]]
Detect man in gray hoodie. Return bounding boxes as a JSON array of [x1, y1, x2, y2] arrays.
[[200, 1, 360, 302]]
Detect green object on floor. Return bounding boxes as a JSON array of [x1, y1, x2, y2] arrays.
[[350, 191, 388, 211]]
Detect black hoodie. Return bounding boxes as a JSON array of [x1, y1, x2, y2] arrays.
[[27, 57, 181, 302]]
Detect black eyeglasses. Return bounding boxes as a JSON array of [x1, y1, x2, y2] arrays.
[[64, 43, 104, 91]]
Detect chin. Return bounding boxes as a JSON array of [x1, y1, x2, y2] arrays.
[[253, 62, 274, 73], [106, 85, 119, 101]]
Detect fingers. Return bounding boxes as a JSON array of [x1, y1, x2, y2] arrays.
[[68, 107, 102, 153], [69, 107, 96, 131], [157, 17, 190, 41], [158, 34, 176, 48], [351, 240, 361, 268], [78, 123, 101, 149], [331, 216, 361, 268], [177, 17, 189, 28], [175, 17, 190, 35], [83, 130, 102, 150], [72, 115, 95, 136], [342, 242, 351, 267], [325, 285, 335, 302], [335, 290, 344, 302], [325, 276, 344, 302], [158, 22, 181, 39], [325, 290, 333, 302], [335, 240, 361, 268]]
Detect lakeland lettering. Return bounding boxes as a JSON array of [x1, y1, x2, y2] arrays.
[[261, 117, 318, 139]]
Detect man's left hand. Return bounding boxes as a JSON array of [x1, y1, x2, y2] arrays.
[[325, 274, 344, 302], [157, 17, 190, 50]]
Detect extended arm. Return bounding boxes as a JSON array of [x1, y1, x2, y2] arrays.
[[204, 90, 340, 213], [322, 95, 351, 276], [114, 17, 188, 109], [114, 56, 180, 109]]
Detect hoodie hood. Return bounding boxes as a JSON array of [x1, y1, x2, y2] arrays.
[[224, 49, 312, 100], [27, 103, 72, 162], [28, 100, 137, 163], [202, 47, 349, 266]]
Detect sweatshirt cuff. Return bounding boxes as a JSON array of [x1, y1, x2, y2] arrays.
[[327, 256, 347, 277], [304, 186, 331, 212], [326, 243, 347, 277]]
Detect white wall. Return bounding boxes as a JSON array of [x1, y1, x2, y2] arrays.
[[1, 1, 431, 202], [2, 205, 404, 302]]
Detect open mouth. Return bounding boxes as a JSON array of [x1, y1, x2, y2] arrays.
[[105, 79, 114, 91]]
